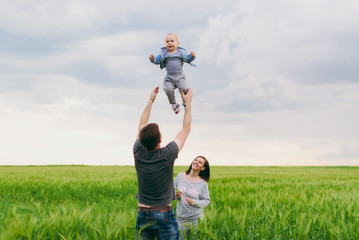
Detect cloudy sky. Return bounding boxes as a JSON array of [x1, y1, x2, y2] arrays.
[[1, 0, 358, 166]]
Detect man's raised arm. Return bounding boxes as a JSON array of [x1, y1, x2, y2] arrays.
[[174, 88, 193, 152], [137, 87, 159, 139]]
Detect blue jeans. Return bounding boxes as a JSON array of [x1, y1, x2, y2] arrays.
[[136, 210, 179, 240]]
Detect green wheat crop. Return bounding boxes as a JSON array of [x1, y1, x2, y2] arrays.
[[0, 166, 358, 239]]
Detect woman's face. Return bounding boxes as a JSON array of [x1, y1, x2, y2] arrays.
[[192, 157, 205, 171]]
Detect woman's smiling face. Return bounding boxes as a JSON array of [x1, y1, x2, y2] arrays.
[[192, 157, 205, 171]]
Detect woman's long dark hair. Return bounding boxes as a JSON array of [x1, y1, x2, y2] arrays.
[[185, 156, 210, 182]]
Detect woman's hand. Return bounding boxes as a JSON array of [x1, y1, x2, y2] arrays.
[[176, 190, 182, 199], [185, 198, 195, 206]]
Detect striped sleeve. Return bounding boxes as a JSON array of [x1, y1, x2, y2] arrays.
[[194, 181, 210, 208]]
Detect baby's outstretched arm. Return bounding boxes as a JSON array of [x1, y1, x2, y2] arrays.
[[190, 51, 196, 58], [149, 53, 161, 65]]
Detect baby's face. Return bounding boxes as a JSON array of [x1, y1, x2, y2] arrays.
[[165, 34, 179, 53]]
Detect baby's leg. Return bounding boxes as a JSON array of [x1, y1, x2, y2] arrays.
[[163, 75, 177, 105], [177, 73, 188, 94], [177, 73, 188, 106]]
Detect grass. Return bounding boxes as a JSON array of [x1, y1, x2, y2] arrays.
[[0, 166, 358, 239]]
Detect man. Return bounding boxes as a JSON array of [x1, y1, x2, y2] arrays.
[[133, 86, 193, 240]]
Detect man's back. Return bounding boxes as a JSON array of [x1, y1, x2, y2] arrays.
[[134, 139, 178, 206]]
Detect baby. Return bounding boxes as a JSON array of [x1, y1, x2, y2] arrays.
[[149, 33, 196, 114]]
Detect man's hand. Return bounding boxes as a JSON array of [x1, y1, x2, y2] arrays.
[[149, 86, 159, 102], [149, 54, 155, 62], [174, 88, 192, 152], [137, 86, 159, 139], [180, 88, 193, 105]]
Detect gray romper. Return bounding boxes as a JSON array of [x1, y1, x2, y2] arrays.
[[163, 51, 189, 105]]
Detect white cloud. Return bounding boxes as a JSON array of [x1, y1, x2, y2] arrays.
[[0, 0, 127, 38], [61, 32, 162, 80], [198, 0, 359, 82], [190, 0, 359, 165], [1, 0, 359, 166], [0, 74, 197, 165], [0, 74, 146, 165], [0, 30, 163, 89], [0, 0, 239, 38]]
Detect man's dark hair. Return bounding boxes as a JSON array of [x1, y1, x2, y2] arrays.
[[139, 123, 161, 151]]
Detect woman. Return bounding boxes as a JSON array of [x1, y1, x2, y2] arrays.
[[174, 156, 210, 239]]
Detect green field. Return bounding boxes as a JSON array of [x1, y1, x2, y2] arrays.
[[0, 166, 358, 239]]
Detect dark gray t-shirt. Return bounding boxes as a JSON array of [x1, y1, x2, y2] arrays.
[[133, 139, 179, 206]]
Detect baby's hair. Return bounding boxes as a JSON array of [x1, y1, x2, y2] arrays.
[[166, 33, 179, 42]]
